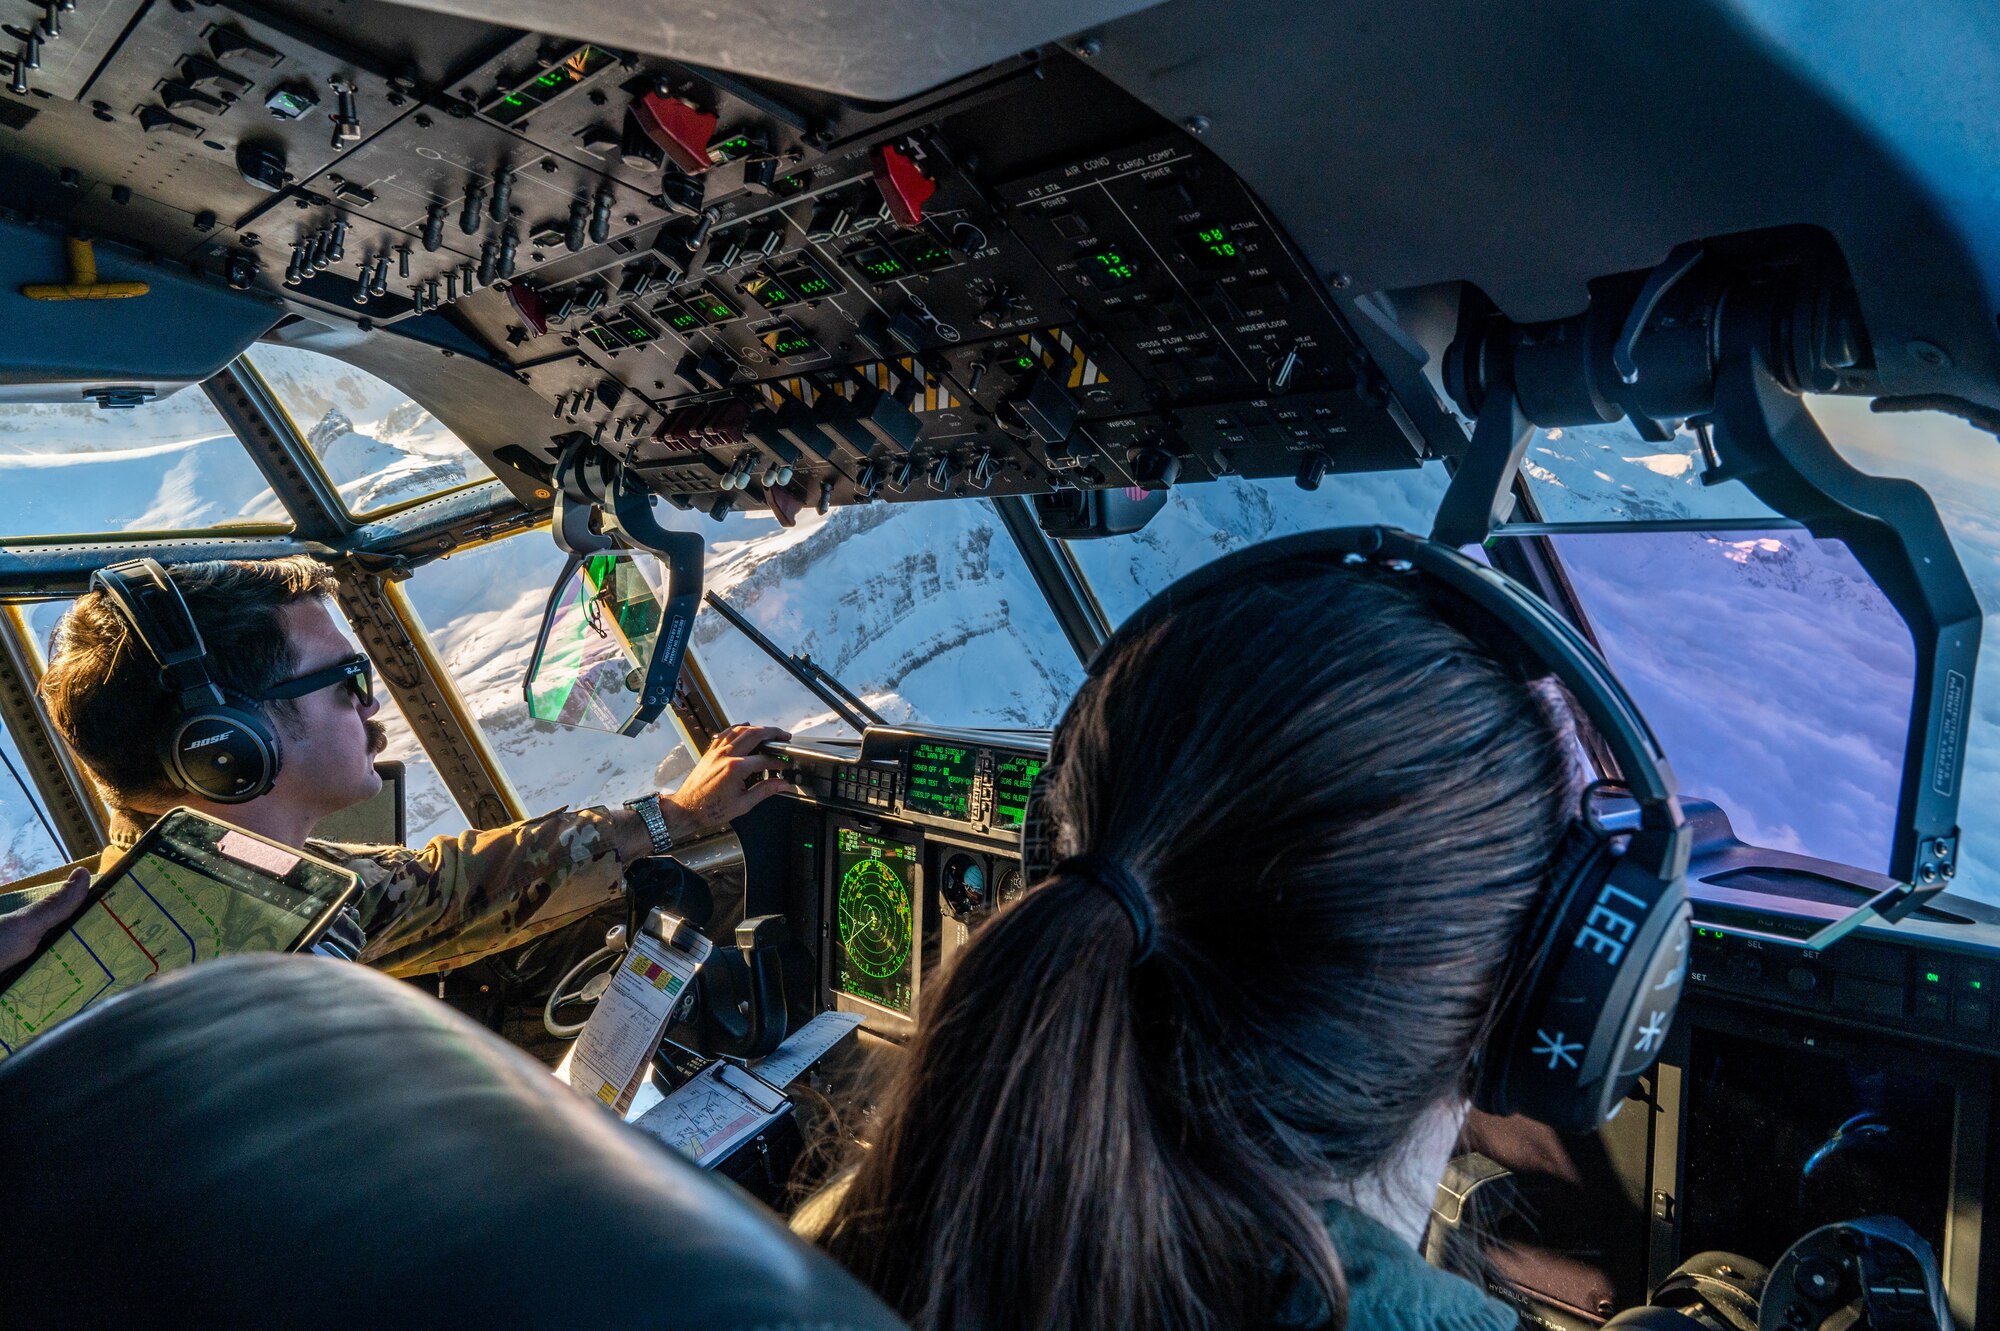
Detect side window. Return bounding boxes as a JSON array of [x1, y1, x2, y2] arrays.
[[399, 531, 700, 818], [240, 344, 494, 517], [1546, 528, 1914, 878], [0, 387, 289, 540], [1063, 468, 1452, 625], [0, 724, 68, 882]]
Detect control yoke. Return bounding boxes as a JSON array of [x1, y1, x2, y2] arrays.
[[532, 440, 703, 737], [1598, 1216, 1947, 1331], [1435, 249, 1981, 935]]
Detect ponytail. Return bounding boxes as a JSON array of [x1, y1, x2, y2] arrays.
[[820, 864, 1349, 1330]]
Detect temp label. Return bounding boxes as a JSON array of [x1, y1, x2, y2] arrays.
[[1932, 669, 1968, 797]]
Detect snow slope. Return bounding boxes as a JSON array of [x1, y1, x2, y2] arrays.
[[245, 344, 492, 514]]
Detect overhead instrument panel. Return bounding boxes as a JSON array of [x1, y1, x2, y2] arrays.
[[0, 12, 1431, 524]]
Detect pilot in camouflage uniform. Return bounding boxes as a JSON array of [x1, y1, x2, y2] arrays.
[[24, 805, 634, 979]]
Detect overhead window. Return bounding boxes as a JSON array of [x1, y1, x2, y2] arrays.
[[1063, 468, 1452, 626], [0, 387, 288, 541], [240, 343, 493, 517]]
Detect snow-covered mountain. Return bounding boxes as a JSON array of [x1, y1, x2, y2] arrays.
[[246, 344, 491, 514]]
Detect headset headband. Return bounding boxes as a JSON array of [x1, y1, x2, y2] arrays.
[[90, 558, 229, 711]]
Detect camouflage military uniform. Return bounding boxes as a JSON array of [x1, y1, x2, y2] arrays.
[[78, 807, 632, 978]]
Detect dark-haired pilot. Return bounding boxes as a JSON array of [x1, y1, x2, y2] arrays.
[[23, 556, 793, 978]]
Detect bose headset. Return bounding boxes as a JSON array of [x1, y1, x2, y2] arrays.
[[1019, 526, 1692, 1135], [89, 557, 283, 804]]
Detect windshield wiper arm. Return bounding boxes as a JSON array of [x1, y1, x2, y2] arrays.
[[702, 590, 884, 734]]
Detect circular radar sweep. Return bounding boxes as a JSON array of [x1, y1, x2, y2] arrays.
[[837, 857, 913, 980]]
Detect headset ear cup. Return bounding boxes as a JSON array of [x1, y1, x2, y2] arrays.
[[163, 703, 281, 804], [1475, 823, 1609, 1117], [1479, 820, 1689, 1134]]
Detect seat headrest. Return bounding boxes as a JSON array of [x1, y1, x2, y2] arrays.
[[0, 953, 909, 1330]]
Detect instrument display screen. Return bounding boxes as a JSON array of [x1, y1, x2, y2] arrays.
[[832, 827, 918, 1014], [904, 741, 974, 820], [993, 753, 1043, 829]]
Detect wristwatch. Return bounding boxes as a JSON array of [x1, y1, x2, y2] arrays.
[[623, 793, 676, 857]]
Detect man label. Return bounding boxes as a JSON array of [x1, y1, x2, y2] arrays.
[[1574, 882, 1651, 966]]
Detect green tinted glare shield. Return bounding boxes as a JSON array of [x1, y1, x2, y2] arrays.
[[526, 553, 666, 734]]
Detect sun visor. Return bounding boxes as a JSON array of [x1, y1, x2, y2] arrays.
[[0, 219, 282, 398]]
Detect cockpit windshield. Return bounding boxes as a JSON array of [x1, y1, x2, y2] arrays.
[[0, 388, 288, 540]]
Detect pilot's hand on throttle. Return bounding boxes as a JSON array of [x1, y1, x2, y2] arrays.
[[661, 724, 796, 838], [0, 866, 89, 973]]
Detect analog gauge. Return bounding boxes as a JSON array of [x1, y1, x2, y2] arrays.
[[995, 865, 1026, 907], [939, 852, 988, 921]]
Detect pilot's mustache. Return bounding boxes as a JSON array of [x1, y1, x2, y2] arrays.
[[365, 718, 389, 757]]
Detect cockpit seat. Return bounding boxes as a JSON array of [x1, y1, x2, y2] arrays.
[[0, 952, 910, 1330]]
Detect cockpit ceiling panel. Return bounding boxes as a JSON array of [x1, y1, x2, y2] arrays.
[[0, 221, 282, 389], [372, 0, 1169, 101], [1090, 0, 2000, 408]]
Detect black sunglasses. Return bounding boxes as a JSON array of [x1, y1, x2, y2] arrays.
[[253, 653, 374, 707]]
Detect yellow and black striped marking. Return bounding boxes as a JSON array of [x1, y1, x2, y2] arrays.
[[1018, 327, 1108, 389]]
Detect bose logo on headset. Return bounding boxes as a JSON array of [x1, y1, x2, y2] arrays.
[[88, 558, 283, 805]]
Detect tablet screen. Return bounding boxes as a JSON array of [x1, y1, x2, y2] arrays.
[[0, 810, 357, 1060]]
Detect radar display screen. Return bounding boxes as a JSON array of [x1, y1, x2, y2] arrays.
[[904, 742, 974, 820], [833, 828, 918, 1013], [993, 753, 1044, 829]]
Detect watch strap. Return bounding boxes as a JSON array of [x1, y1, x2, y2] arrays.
[[623, 793, 675, 856]]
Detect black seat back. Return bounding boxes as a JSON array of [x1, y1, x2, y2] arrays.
[[0, 953, 909, 1330]]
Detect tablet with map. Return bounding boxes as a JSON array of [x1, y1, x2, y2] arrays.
[[0, 809, 360, 1061]]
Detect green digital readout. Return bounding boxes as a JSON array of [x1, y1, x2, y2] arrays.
[[904, 742, 974, 820], [849, 244, 907, 283], [760, 321, 818, 359], [609, 310, 659, 347], [1082, 247, 1140, 290], [706, 133, 756, 165], [485, 45, 612, 125], [778, 263, 838, 299], [742, 273, 796, 310], [994, 753, 1044, 829], [1182, 223, 1243, 269], [687, 287, 741, 323], [895, 233, 955, 272], [655, 299, 701, 333]]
